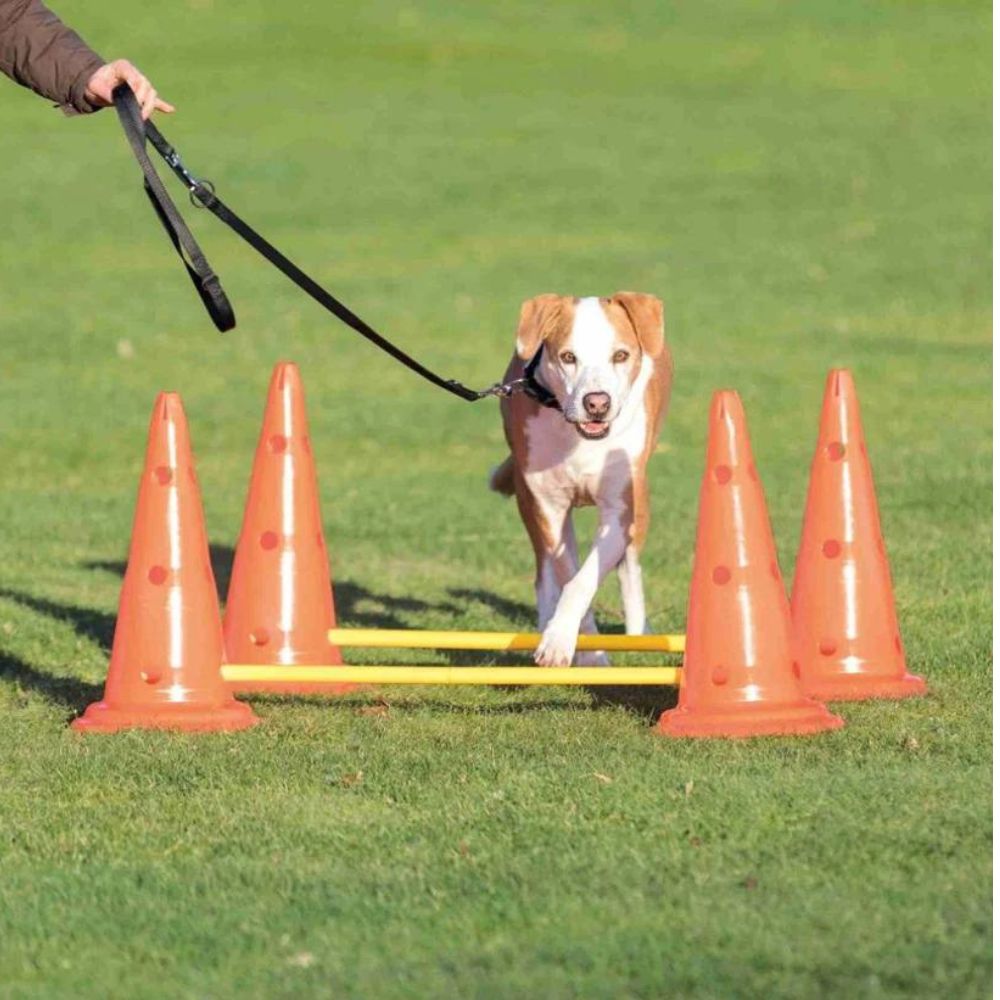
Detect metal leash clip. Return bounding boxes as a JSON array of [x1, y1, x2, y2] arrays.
[[479, 380, 520, 400], [162, 145, 200, 191]]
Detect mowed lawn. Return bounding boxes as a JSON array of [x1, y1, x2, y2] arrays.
[[0, 1, 991, 997]]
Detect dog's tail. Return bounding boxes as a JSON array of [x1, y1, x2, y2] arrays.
[[489, 455, 516, 497]]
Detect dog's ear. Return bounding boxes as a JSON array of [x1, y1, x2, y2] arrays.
[[612, 292, 664, 357], [516, 294, 567, 361]]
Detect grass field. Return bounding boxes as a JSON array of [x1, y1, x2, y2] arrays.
[[0, 1, 991, 997]]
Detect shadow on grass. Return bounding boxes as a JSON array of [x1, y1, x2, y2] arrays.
[[88, 544, 468, 631], [382, 689, 677, 717], [85, 547, 523, 667], [0, 553, 673, 719], [246, 693, 597, 715], [0, 589, 109, 711], [586, 685, 679, 720], [0, 648, 101, 711], [246, 690, 677, 718], [446, 587, 535, 627], [0, 588, 116, 652]]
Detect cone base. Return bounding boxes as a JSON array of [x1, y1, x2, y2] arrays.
[[655, 699, 843, 739], [802, 671, 926, 702], [72, 698, 260, 733]]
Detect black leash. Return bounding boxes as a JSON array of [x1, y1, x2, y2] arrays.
[[111, 85, 559, 409]]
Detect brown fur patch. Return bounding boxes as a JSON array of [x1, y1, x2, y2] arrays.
[[489, 455, 516, 496], [515, 294, 576, 361], [610, 292, 665, 358]]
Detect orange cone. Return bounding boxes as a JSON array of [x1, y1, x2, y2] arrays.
[[790, 370, 926, 701], [223, 362, 357, 695], [657, 391, 843, 738], [73, 394, 260, 732]]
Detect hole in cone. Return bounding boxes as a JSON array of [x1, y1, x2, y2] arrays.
[[140, 670, 161, 685], [711, 666, 728, 685], [826, 442, 846, 461], [819, 639, 837, 657], [712, 566, 732, 585], [315, 530, 325, 548], [148, 565, 168, 586], [153, 466, 173, 485], [714, 465, 732, 484], [260, 531, 279, 551], [268, 434, 288, 453], [894, 635, 903, 654], [822, 539, 841, 559], [792, 661, 801, 678], [251, 628, 270, 647]]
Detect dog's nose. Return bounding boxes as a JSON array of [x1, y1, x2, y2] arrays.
[[583, 392, 611, 419]]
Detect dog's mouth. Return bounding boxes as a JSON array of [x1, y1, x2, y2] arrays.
[[575, 420, 611, 440]]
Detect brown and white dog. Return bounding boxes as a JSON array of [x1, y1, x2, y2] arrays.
[[490, 293, 673, 667]]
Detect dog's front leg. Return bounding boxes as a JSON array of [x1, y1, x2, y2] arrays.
[[535, 514, 581, 635], [617, 544, 648, 635], [534, 507, 629, 667], [516, 485, 577, 635]]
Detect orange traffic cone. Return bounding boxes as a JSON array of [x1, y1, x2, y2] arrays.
[[790, 370, 926, 701], [657, 391, 843, 738], [73, 394, 260, 732], [223, 362, 357, 695]]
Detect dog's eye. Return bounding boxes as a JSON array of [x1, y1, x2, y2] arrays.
[[613, 349, 630, 363], [559, 351, 577, 365]]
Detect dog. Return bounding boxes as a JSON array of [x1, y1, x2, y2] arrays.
[[490, 292, 673, 667]]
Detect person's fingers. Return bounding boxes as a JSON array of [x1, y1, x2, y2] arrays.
[[141, 89, 158, 120], [118, 60, 142, 90], [84, 59, 171, 114], [127, 75, 154, 119], [125, 70, 148, 96]]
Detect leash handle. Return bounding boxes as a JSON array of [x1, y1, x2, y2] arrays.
[[113, 85, 235, 332], [112, 85, 559, 408]]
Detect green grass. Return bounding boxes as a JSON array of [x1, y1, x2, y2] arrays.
[[0, 1, 990, 997]]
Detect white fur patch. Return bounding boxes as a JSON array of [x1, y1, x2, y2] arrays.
[[523, 353, 653, 504], [539, 297, 638, 425]]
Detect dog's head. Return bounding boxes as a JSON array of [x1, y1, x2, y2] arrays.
[[515, 293, 664, 439]]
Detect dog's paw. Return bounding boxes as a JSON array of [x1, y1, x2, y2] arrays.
[[574, 649, 610, 667], [534, 623, 577, 667]]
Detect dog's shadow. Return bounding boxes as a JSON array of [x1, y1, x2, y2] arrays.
[[0, 545, 678, 718]]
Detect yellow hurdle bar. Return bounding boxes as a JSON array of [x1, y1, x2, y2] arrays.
[[327, 628, 685, 654], [222, 665, 680, 686]]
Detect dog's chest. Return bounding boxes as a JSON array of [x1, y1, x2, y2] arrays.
[[522, 406, 648, 507]]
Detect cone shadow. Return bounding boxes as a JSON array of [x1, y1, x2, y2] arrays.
[[75, 548, 673, 716], [0, 648, 102, 711], [0, 588, 116, 653]]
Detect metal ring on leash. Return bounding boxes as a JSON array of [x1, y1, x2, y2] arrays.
[[190, 179, 215, 208]]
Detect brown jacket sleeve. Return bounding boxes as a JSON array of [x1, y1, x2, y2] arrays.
[[0, 0, 104, 113]]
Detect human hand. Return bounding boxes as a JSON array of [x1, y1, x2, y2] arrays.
[[84, 59, 174, 119]]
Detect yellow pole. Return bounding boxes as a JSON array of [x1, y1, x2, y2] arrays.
[[327, 628, 685, 653], [222, 665, 680, 686]]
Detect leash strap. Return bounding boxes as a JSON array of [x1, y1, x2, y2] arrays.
[[113, 85, 234, 332], [112, 85, 559, 409]]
